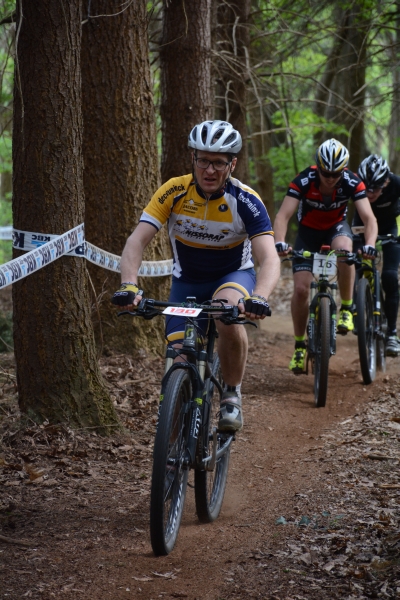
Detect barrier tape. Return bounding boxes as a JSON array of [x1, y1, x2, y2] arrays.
[[0, 225, 173, 289], [0, 224, 84, 289]]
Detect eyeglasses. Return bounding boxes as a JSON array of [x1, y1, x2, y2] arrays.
[[318, 168, 343, 180], [367, 186, 384, 193], [194, 157, 231, 171]]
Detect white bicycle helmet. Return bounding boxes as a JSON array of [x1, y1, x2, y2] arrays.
[[358, 154, 389, 189], [188, 120, 242, 154], [315, 138, 349, 172]]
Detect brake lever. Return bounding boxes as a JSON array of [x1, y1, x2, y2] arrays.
[[218, 315, 258, 327]]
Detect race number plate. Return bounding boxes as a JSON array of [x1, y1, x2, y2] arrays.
[[313, 253, 337, 275], [163, 306, 203, 316]]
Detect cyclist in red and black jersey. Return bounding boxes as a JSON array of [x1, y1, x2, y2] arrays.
[[274, 139, 378, 374], [353, 154, 400, 356]]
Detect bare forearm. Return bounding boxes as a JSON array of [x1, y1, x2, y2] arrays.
[[273, 212, 288, 242], [254, 253, 281, 300], [119, 222, 157, 283], [120, 240, 143, 283], [363, 218, 378, 247]]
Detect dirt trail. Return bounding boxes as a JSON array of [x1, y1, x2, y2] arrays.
[[1, 304, 399, 599]]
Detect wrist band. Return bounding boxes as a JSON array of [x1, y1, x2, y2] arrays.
[[251, 294, 268, 303], [121, 282, 138, 286]]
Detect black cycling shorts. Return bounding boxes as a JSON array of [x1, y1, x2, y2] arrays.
[[292, 221, 353, 274]]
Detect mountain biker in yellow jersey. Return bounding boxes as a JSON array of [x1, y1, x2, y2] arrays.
[[353, 154, 400, 356], [112, 120, 280, 431], [273, 139, 378, 374]]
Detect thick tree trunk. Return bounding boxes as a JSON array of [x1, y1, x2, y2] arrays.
[[82, 0, 170, 356], [313, 5, 367, 171], [213, 0, 250, 182], [389, 2, 400, 174], [12, 0, 118, 431], [160, 0, 211, 183]]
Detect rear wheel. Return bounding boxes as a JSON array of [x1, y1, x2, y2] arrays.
[[195, 353, 231, 523], [356, 278, 376, 384], [150, 369, 191, 556], [314, 296, 330, 408]]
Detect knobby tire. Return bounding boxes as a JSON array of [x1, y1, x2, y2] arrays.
[[150, 369, 191, 556], [356, 278, 376, 384], [314, 296, 330, 408], [194, 353, 230, 523]]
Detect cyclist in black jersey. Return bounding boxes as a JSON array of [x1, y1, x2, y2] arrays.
[[353, 154, 400, 356], [112, 120, 280, 431], [274, 139, 378, 374]]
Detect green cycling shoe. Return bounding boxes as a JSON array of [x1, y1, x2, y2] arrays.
[[289, 347, 306, 374]]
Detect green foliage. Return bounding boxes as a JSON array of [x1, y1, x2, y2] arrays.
[[0, 1, 15, 267]]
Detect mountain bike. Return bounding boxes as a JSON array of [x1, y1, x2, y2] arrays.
[[285, 247, 352, 408], [119, 297, 257, 556], [348, 229, 398, 384]]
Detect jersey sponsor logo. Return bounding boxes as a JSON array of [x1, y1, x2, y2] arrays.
[[306, 198, 347, 210], [336, 223, 344, 231], [174, 218, 224, 240], [237, 192, 260, 217], [181, 229, 225, 242], [218, 203, 229, 212], [301, 177, 309, 186], [158, 184, 185, 204], [342, 172, 358, 187]]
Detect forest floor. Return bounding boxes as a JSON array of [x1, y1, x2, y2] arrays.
[[0, 273, 400, 600]]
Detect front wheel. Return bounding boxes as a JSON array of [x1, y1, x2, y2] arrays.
[[314, 296, 330, 408], [194, 354, 231, 523], [356, 278, 376, 384], [150, 369, 191, 556]]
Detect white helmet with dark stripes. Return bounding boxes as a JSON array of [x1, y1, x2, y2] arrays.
[[315, 139, 349, 172], [188, 120, 242, 154], [358, 154, 389, 189]]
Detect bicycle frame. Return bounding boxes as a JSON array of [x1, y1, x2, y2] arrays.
[[120, 297, 251, 471], [285, 247, 351, 407], [119, 296, 255, 555]]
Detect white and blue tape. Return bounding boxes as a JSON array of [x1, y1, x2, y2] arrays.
[[0, 225, 173, 289]]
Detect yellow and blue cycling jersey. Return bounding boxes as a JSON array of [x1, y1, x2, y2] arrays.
[[140, 174, 274, 283]]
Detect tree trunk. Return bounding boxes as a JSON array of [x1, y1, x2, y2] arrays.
[[313, 4, 368, 171], [82, 0, 170, 356], [12, 0, 118, 431], [389, 1, 400, 173], [160, 0, 212, 183], [213, 0, 250, 182]]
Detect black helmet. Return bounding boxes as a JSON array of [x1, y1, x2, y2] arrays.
[[358, 154, 389, 190]]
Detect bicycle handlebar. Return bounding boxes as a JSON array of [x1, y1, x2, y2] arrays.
[[353, 233, 400, 245], [283, 248, 357, 262], [117, 297, 255, 326]]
